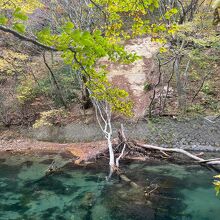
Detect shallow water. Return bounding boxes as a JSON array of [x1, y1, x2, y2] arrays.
[[0, 153, 220, 220]]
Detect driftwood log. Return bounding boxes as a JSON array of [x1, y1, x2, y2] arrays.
[[114, 126, 220, 187], [117, 124, 220, 167], [135, 143, 220, 165]]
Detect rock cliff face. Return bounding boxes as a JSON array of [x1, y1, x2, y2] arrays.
[[100, 37, 159, 118]]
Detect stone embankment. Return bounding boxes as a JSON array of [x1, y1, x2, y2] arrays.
[[30, 116, 220, 152]]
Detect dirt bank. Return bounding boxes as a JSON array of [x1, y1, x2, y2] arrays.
[[0, 137, 108, 164], [1, 116, 220, 165]]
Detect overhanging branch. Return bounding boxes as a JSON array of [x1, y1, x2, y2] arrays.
[[0, 25, 57, 51]]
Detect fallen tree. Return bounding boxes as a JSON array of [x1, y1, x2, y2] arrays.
[[111, 125, 220, 175], [135, 143, 220, 166]]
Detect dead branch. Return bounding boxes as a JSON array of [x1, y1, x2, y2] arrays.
[[119, 174, 140, 188], [116, 127, 220, 166], [134, 142, 220, 165], [148, 53, 164, 117], [199, 158, 220, 163], [115, 124, 127, 167], [115, 125, 220, 167], [191, 73, 209, 102], [145, 185, 159, 197], [43, 53, 67, 108]]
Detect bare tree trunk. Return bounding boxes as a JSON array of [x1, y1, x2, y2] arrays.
[[174, 57, 182, 108], [116, 124, 127, 167], [93, 100, 128, 179], [174, 55, 186, 111], [43, 53, 67, 108], [107, 133, 115, 178], [81, 75, 93, 109], [93, 100, 115, 179]]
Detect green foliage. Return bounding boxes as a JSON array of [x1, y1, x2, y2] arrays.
[[36, 66, 81, 107], [0, 15, 8, 25], [213, 174, 220, 196], [202, 82, 215, 96], [16, 65, 81, 107], [155, 2, 220, 115], [0, 6, 28, 34], [164, 8, 178, 20], [13, 7, 28, 21], [186, 104, 204, 114], [203, 97, 219, 112], [0, 2, 180, 116], [35, 21, 138, 115], [176, 7, 220, 50], [86, 70, 133, 116], [13, 22, 26, 33], [143, 82, 152, 92], [213, 0, 220, 9], [92, 0, 178, 43]]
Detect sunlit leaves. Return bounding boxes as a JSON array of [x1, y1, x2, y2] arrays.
[[34, 17, 137, 115], [93, 0, 161, 40], [33, 109, 67, 128], [213, 175, 220, 196], [13, 7, 28, 21], [1, 7, 30, 34], [86, 70, 133, 116], [1, 1, 169, 116], [16, 78, 36, 104], [0, 15, 8, 25], [91, 0, 178, 54], [37, 28, 55, 46], [212, 0, 220, 9], [12, 23, 26, 33], [164, 8, 178, 20], [62, 22, 75, 34], [0, 49, 28, 75]]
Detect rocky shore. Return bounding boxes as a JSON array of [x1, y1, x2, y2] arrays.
[[0, 116, 219, 164], [29, 116, 220, 152]]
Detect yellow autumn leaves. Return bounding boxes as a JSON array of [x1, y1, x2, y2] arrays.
[[0, 0, 43, 13]]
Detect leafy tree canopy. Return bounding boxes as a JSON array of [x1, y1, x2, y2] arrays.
[[0, 0, 179, 116]]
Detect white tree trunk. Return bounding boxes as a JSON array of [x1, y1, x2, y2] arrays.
[[93, 100, 116, 179], [107, 133, 115, 178]]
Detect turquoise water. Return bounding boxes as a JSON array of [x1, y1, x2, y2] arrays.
[[0, 152, 220, 220]]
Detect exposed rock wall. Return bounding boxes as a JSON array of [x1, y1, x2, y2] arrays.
[[100, 37, 159, 118]]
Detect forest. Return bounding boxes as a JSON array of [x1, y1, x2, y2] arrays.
[[0, 0, 220, 219]]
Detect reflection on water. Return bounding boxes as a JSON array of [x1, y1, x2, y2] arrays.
[[0, 152, 219, 220]]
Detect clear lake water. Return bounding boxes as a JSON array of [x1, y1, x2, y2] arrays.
[[0, 152, 220, 220]]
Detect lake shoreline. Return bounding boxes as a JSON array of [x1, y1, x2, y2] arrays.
[[1, 115, 220, 163]]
